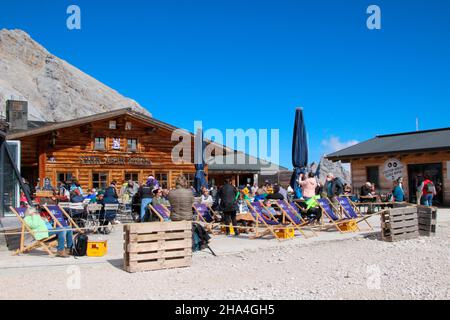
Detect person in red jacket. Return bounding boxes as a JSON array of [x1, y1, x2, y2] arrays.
[[419, 175, 436, 206]]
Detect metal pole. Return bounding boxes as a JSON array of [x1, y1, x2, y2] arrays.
[[3, 141, 32, 205], [0, 141, 4, 217]]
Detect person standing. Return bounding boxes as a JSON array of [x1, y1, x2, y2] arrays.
[[137, 181, 154, 222], [298, 172, 318, 201], [392, 177, 405, 202], [324, 174, 344, 203], [168, 175, 194, 221], [419, 176, 436, 206], [219, 178, 239, 236]]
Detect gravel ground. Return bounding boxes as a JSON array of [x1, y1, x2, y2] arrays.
[[1, 217, 449, 300]]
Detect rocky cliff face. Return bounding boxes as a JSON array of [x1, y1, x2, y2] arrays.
[[0, 29, 150, 122], [310, 156, 351, 185]]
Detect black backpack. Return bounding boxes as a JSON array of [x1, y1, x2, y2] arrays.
[[71, 233, 88, 256]]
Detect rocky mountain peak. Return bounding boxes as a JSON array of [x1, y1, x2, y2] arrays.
[[0, 29, 151, 122]]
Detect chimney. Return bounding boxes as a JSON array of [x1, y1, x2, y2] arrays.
[[6, 100, 28, 131]]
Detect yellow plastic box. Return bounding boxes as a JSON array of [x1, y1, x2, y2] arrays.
[[339, 220, 358, 232], [87, 240, 107, 257], [275, 227, 295, 239]]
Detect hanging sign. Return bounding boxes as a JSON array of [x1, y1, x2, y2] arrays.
[[382, 158, 404, 181]]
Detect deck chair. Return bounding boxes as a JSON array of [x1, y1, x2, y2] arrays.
[[336, 197, 373, 231], [316, 198, 359, 233], [149, 204, 171, 222], [43, 205, 83, 234], [193, 203, 220, 233], [246, 201, 283, 241], [274, 200, 317, 238], [10, 206, 58, 256]]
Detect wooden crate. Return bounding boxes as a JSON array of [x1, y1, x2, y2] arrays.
[[124, 221, 192, 273], [381, 207, 419, 242], [417, 206, 437, 237]]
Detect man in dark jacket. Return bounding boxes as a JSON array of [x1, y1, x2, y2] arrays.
[[219, 179, 239, 236], [137, 182, 154, 222], [324, 174, 344, 202]]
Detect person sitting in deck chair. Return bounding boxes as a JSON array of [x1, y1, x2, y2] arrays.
[[262, 199, 282, 222], [297, 195, 322, 224], [23, 207, 74, 258]]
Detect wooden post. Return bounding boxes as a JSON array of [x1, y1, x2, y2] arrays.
[[38, 140, 47, 184]]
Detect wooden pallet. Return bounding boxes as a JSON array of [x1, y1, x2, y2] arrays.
[[124, 221, 192, 273], [381, 208, 419, 242], [417, 206, 437, 237]]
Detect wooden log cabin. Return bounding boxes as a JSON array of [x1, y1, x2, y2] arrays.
[[326, 127, 450, 206], [6, 108, 203, 191]]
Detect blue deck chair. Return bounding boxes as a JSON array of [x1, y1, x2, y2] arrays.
[[274, 200, 316, 238], [336, 197, 373, 230], [316, 198, 358, 233], [149, 204, 171, 222], [44, 205, 83, 233], [246, 201, 282, 240], [193, 203, 214, 223], [10, 206, 58, 256], [193, 203, 219, 232]]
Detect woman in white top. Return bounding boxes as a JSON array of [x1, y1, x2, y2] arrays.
[[200, 188, 213, 206]]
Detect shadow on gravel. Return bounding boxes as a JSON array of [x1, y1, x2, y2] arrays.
[[363, 232, 382, 241], [107, 258, 125, 271]]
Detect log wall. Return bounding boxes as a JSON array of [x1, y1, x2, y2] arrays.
[[350, 151, 450, 205], [16, 116, 203, 190]]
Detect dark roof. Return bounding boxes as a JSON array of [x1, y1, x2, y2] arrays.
[[6, 108, 287, 171], [6, 108, 177, 139], [207, 153, 289, 173], [327, 127, 450, 161]]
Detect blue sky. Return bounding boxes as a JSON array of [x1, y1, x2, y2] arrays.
[[1, 0, 450, 168]]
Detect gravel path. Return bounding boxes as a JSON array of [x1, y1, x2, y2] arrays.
[[1, 218, 449, 300]]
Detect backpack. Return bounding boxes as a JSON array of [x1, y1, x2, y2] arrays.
[[71, 234, 88, 256], [192, 223, 211, 252], [425, 181, 435, 193]]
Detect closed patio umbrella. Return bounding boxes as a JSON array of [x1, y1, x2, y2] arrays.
[[194, 128, 208, 196], [290, 108, 309, 198]]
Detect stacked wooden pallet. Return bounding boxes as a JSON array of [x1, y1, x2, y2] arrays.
[[381, 207, 419, 242], [417, 206, 437, 236], [124, 221, 192, 273]]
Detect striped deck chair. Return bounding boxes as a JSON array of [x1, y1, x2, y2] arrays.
[[246, 201, 282, 241], [10, 206, 58, 256], [43, 205, 83, 234], [316, 198, 359, 233], [336, 197, 373, 230], [149, 204, 171, 222], [274, 200, 317, 238]]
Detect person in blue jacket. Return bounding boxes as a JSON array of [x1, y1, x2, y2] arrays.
[[392, 177, 405, 202]]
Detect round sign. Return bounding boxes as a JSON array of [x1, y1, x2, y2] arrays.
[[383, 158, 404, 181]]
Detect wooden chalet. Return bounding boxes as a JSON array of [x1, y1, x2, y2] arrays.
[[326, 127, 450, 206], [6, 108, 201, 191]]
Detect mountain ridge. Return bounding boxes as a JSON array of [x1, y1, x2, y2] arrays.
[[0, 29, 151, 122]]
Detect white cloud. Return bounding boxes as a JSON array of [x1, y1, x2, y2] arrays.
[[321, 136, 359, 154]]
